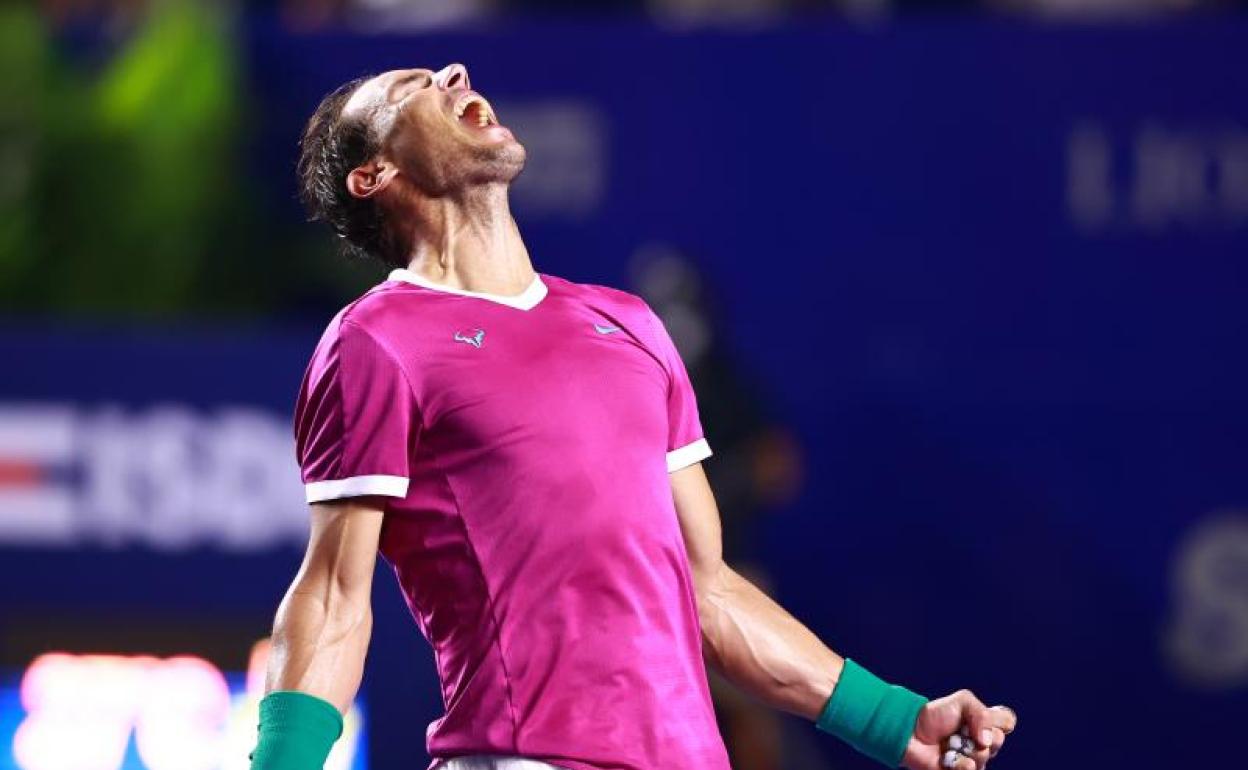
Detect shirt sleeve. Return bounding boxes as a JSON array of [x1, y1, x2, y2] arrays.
[[293, 318, 418, 503], [642, 303, 713, 473]]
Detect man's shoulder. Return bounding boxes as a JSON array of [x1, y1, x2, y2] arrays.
[[322, 277, 436, 335], [546, 274, 653, 318], [310, 279, 423, 354]]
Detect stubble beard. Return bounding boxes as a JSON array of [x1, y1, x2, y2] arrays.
[[463, 138, 526, 188]]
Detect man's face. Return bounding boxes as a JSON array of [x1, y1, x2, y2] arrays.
[[344, 64, 525, 195]]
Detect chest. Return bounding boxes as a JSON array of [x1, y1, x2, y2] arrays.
[[406, 307, 671, 447]]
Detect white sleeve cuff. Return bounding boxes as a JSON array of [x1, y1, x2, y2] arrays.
[[305, 474, 409, 503], [666, 438, 712, 473]]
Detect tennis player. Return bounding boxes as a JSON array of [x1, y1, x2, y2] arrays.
[[249, 64, 1017, 770]]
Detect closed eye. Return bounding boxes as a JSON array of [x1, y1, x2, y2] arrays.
[[388, 71, 433, 102]]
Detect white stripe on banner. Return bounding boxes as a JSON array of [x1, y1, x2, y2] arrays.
[[0, 489, 77, 543], [0, 404, 75, 461]]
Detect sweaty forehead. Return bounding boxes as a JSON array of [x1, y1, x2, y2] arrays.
[[341, 68, 426, 120]]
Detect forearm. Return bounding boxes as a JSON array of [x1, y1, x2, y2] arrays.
[[265, 581, 372, 714], [699, 564, 843, 720]]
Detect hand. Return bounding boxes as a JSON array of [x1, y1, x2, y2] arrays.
[[902, 690, 1017, 770]]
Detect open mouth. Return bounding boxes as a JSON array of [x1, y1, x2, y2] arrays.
[[452, 92, 499, 131]]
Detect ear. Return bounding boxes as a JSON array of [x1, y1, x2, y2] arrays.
[[346, 161, 399, 200]]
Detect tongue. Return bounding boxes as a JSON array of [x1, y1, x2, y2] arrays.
[[459, 103, 486, 130]]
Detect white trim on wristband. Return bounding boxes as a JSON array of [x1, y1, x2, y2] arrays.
[[304, 474, 409, 503], [666, 438, 712, 473]]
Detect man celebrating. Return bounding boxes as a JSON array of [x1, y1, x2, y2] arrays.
[[250, 64, 1017, 770]]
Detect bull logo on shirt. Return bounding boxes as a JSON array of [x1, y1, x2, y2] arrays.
[[453, 329, 486, 348]]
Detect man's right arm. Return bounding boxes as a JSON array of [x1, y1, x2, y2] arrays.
[[256, 315, 413, 768], [264, 497, 385, 713]]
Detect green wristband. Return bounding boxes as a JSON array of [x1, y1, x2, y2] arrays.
[[249, 691, 344, 770], [816, 659, 928, 768]]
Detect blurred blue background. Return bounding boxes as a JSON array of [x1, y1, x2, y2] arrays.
[[2, 1, 1247, 769]]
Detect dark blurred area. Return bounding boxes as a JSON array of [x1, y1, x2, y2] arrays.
[[3, 1, 1247, 769], [33, 0, 1248, 29]]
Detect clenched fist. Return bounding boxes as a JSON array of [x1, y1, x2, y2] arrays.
[[902, 690, 1017, 770]]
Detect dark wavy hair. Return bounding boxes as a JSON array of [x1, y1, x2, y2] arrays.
[[297, 75, 401, 267]]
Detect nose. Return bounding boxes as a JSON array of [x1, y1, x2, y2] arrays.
[[436, 63, 470, 91]]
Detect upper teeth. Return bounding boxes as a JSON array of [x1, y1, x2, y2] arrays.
[[454, 95, 495, 127]]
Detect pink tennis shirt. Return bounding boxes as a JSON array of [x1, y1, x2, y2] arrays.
[[293, 268, 731, 770]]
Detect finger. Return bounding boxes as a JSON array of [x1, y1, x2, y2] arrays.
[[940, 751, 977, 770], [914, 695, 967, 744], [949, 731, 990, 770], [987, 727, 1006, 758], [948, 733, 970, 754], [966, 741, 991, 770], [953, 690, 995, 748], [990, 705, 1018, 734]]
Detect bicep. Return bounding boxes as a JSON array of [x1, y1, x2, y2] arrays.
[[293, 497, 386, 602], [669, 462, 725, 594]]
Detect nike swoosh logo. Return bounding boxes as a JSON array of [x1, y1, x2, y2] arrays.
[[594, 323, 621, 335]]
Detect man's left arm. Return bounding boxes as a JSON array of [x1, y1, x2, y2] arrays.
[[671, 462, 1017, 770]]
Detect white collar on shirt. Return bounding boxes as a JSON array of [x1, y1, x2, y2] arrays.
[[388, 268, 548, 311]]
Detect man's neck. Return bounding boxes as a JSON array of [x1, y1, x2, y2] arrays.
[[397, 184, 535, 297]]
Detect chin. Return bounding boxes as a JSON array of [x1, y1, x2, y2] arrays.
[[475, 138, 526, 184], [498, 138, 526, 174]]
